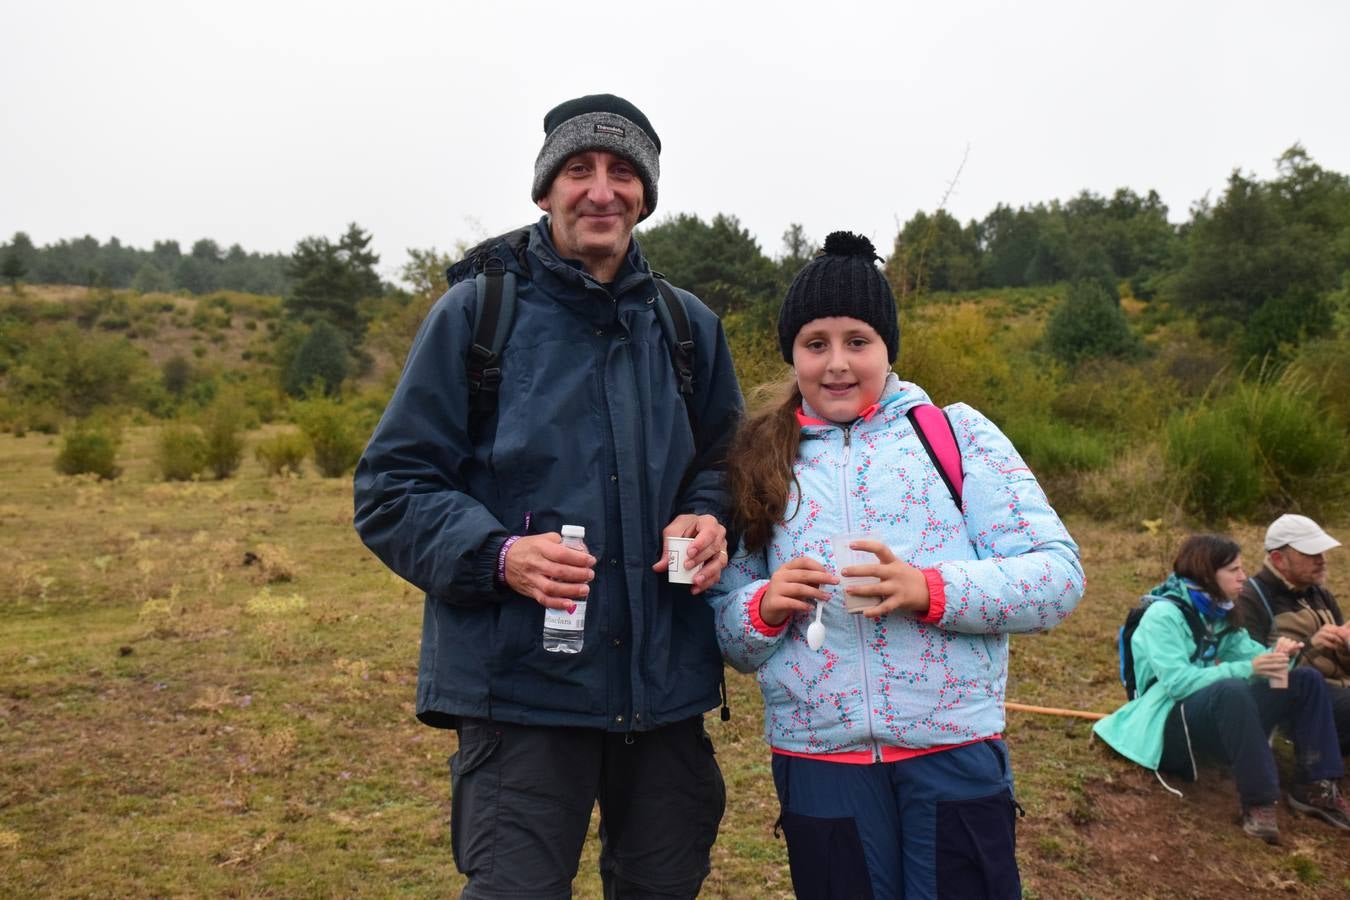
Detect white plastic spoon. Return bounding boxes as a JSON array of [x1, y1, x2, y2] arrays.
[[806, 601, 826, 650]]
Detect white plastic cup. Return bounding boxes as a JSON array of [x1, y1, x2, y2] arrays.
[[666, 536, 702, 584], [1269, 665, 1288, 689], [831, 531, 882, 612]]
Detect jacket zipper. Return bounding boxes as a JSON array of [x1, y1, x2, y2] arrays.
[[838, 425, 882, 762]]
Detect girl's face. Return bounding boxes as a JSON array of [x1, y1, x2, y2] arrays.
[[791, 317, 891, 424], [1215, 555, 1248, 601]]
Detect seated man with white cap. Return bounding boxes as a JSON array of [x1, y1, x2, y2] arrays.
[[1237, 514, 1350, 754]]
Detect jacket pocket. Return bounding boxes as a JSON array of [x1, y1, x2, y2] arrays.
[[935, 788, 1020, 899], [449, 723, 502, 876]]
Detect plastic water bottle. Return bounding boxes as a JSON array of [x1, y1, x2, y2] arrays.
[[542, 525, 587, 653]]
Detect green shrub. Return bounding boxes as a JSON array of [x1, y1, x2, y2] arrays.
[[901, 305, 1008, 410], [56, 420, 122, 479], [284, 321, 350, 397], [1238, 289, 1333, 364], [1044, 280, 1139, 364], [254, 430, 309, 476], [156, 423, 208, 481], [1075, 439, 1172, 522], [26, 404, 61, 435], [1233, 373, 1347, 513], [1165, 406, 1264, 521], [199, 395, 247, 479], [11, 324, 151, 417], [291, 395, 365, 477], [1288, 335, 1350, 427], [3, 400, 62, 436], [1049, 359, 1178, 436], [162, 355, 193, 397], [1003, 417, 1112, 475]]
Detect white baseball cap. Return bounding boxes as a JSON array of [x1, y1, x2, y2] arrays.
[[1264, 514, 1342, 554]]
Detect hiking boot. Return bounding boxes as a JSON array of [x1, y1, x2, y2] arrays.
[[1287, 780, 1350, 830], [1241, 804, 1281, 844]]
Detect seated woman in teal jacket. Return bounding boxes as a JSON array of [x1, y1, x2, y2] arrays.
[[1094, 533, 1349, 844]]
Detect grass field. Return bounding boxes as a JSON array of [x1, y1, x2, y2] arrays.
[[3, 428, 1350, 898]]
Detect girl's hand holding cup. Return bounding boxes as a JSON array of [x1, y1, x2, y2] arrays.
[[840, 539, 932, 619], [760, 557, 837, 628]]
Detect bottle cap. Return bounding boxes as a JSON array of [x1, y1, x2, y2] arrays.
[[561, 524, 585, 539]]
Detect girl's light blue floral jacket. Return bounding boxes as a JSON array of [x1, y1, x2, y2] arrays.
[[707, 376, 1085, 757]]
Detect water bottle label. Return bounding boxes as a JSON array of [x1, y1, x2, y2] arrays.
[[543, 601, 586, 632]]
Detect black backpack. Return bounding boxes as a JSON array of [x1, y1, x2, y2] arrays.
[[449, 226, 696, 431], [1117, 596, 1221, 700]]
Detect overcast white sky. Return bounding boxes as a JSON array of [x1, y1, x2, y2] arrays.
[[3, 0, 1347, 282]]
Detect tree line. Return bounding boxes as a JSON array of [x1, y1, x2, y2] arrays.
[[0, 232, 293, 295], [635, 143, 1348, 368], [5, 143, 1347, 374]]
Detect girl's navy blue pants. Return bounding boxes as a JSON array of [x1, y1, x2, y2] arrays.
[[771, 739, 1020, 900]]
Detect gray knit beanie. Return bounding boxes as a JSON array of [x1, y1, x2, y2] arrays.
[[778, 232, 899, 364], [532, 94, 661, 221]]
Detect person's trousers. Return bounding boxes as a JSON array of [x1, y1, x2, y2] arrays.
[[771, 740, 1020, 900], [1160, 669, 1344, 808], [449, 716, 725, 900], [1327, 681, 1350, 756]]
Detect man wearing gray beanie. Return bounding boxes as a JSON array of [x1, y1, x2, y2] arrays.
[[354, 93, 743, 898]]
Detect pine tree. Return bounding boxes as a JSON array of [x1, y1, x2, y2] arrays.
[[284, 223, 381, 343]]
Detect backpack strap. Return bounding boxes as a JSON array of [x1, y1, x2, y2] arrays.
[[462, 264, 698, 431], [1247, 577, 1276, 640], [651, 276, 698, 434], [906, 404, 963, 507], [466, 257, 517, 413], [1171, 597, 1219, 663], [1128, 596, 1217, 698]]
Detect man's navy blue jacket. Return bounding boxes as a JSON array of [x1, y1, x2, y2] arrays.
[[354, 218, 744, 731]]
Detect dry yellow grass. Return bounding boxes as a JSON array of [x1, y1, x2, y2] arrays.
[[3, 427, 1350, 897]]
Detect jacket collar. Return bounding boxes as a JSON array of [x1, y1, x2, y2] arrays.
[[1150, 573, 1231, 621], [527, 216, 653, 301]]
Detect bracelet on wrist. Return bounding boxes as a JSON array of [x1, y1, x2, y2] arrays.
[[497, 535, 521, 586]]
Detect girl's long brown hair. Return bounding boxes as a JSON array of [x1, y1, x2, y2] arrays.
[[727, 376, 804, 553]]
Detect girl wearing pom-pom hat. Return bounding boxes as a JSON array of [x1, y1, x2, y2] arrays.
[[707, 232, 1085, 899]]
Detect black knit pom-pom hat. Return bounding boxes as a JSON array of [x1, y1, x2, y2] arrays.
[[777, 231, 900, 364]]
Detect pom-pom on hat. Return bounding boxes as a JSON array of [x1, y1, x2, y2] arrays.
[[777, 231, 899, 364], [532, 93, 661, 221]]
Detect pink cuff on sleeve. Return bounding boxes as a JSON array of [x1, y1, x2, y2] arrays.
[[917, 568, 946, 624], [748, 583, 789, 636]]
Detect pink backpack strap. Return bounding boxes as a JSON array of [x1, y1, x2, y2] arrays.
[[906, 404, 963, 509]]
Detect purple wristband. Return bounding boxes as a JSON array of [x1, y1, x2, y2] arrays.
[[497, 535, 522, 587]]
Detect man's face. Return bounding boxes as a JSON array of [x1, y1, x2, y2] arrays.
[[1273, 546, 1328, 589], [538, 150, 645, 278]]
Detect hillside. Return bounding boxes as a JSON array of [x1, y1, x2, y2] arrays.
[[1, 280, 1348, 898], [2, 427, 1349, 897]]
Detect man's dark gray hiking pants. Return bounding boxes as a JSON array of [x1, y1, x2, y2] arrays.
[[450, 715, 725, 899]]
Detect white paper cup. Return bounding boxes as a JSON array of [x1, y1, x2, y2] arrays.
[[666, 536, 702, 584], [1269, 666, 1288, 689], [831, 531, 881, 612]]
